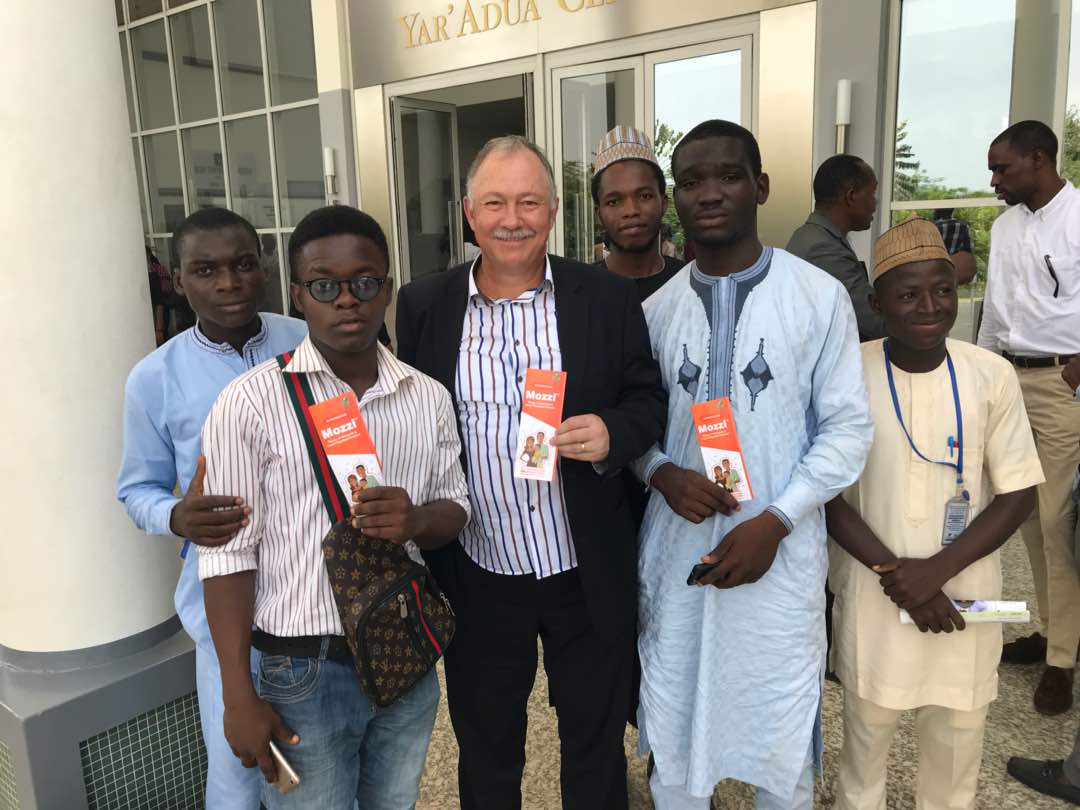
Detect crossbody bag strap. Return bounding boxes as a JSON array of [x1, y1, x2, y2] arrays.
[[276, 352, 350, 524]]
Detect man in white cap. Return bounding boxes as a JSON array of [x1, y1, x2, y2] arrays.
[[592, 125, 684, 302]]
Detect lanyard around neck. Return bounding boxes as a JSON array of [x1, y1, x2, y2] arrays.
[[883, 340, 968, 500]]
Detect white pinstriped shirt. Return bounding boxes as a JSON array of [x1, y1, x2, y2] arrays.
[[455, 258, 577, 578], [198, 336, 470, 637]]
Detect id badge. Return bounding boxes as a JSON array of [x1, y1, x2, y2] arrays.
[[941, 495, 970, 545]]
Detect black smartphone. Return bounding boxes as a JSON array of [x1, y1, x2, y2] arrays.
[[686, 562, 723, 586]]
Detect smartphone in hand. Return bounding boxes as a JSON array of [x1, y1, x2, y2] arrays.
[[686, 562, 723, 586], [268, 740, 300, 794]]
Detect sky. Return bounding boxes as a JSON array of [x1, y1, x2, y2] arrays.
[[895, 0, 1080, 197]]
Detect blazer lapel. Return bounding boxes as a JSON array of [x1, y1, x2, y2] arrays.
[[551, 256, 588, 414], [430, 266, 470, 395]]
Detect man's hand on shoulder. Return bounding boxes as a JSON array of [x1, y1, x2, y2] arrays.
[[169, 455, 250, 546], [651, 462, 739, 524]]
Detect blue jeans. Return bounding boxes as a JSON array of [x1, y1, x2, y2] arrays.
[[255, 645, 439, 810]]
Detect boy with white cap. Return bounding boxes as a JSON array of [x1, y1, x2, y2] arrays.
[[826, 216, 1044, 809], [592, 125, 684, 302]]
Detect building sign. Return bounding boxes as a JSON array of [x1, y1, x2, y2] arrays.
[[398, 0, 615, 50], [349, 0, 802, 87]]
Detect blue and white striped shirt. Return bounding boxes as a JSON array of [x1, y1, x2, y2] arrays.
[[455, 258, 577, 578]]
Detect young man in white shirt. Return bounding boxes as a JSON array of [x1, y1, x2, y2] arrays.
[[198, 206, 470, 809], [827, 217, 1042, 809], [979, 119, 1080, 714]]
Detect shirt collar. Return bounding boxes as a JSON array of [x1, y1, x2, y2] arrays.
[[807, 210, 846, 240], [467, 254, 554, 304], [689, 246, 773, 285], [191, 315, 269, 355], [1022, 180, 1076, 219], [283, 335, 414, 397]]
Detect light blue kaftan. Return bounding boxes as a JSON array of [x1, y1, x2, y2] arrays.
[[632, 248, 873, 801]]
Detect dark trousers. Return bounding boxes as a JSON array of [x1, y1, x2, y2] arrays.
[[439, 543, 632, 810]]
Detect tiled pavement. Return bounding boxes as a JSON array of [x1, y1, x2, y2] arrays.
[[417, 536, 1078, 808]]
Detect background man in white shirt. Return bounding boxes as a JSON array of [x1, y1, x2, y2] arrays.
[[979, 120, 1080, 715]]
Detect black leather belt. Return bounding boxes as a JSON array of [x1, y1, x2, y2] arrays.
[[1003, 351, 1076, 369], [251, 629, 352, 662]]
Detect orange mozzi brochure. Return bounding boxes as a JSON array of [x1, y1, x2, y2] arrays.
[[691, 397, 754, 502], [309, 392, 385, 498], [514, 369, 567, 482]]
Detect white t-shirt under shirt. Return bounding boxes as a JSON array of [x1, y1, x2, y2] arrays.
[[830, 339, 1044, 711]]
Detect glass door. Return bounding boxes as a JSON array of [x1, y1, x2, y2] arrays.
[[391, 97, 461, 279], [550, 58, 644, 262], [645, 37, 753, 256]]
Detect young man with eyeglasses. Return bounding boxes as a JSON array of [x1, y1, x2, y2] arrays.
[[117, 207, 308, 810], [197, 205, 470, 809]]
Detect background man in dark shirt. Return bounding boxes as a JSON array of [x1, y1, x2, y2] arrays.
[[787, 154, 885, 341], [932, 208, 978, 284]]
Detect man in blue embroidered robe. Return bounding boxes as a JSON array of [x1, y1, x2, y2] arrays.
[[631, 120, 874, 809]]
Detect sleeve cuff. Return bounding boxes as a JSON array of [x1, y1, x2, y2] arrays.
[[198, 549, 257, 580], [765, 505, 794, 534], [641, 450, 673, 487], [769, 477, 819, 530], [150, 497, 181, 537]]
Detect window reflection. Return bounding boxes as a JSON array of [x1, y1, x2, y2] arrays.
[[132, 138, 149, 232], [225, 115, 276, 228], [144, 132, 185, 233], [182, 125, 227, 211], [653, 48, 742, 255], [274, 106, 323, 227], [131, 21, 174, 130], [560, 70, 635, 263], [214, 0, 265, 115], [259, 233, 286, 315], [170, 7, 217, 123], [1064, 0, 1080, 187], [120, 34, 136, 131], [264, 0, 318, 105], [127, 0, 161, 22], [894, 0, 1016, 200]]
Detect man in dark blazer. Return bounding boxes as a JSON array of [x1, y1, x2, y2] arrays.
[[396, 135, 665, 810]]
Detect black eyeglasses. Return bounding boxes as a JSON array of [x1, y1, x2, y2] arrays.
[[299, 276, 389, 303]]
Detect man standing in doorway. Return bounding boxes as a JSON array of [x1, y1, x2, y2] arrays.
[[118, 208, 307, 809], [633, 120, 872, 809], [592, 125, 685, 303], [979, 119, 1080, 715], [787, 154, 885, 342], [591, 125, 686, 536], [396, 134, 666, 809]]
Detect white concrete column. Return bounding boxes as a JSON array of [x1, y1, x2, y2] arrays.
[[0, 0, 180, 652]]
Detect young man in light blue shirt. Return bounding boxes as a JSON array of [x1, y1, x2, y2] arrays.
[[117, 207, 306, 809]]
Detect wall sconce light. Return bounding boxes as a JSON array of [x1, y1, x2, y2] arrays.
[[323, 146, 337, 200], [835, 79, 851, 154]]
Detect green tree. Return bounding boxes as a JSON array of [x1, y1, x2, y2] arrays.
[[654, 119, 686, 252], [1063, 105, 1080, 187]]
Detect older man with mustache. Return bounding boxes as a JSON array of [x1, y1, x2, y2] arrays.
[[396, 135, 666, 810]]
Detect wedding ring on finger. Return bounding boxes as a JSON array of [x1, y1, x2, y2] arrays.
[[580, 442, 586, 453]]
